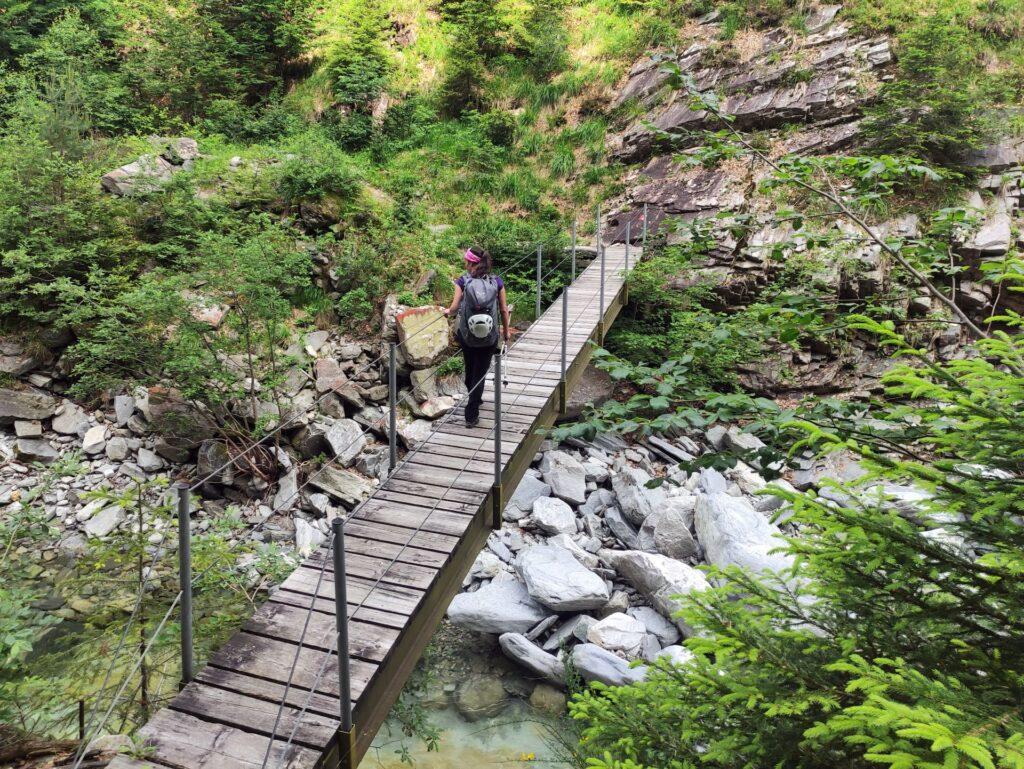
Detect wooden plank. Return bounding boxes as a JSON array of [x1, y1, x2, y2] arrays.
[[391, 464, 492, 493], [336, 532, 449, 568], [356, 501, 474, 537], [137, 709, 320, 769], [280, 566, 423, 616], [268, 590, 403, 631], [404, 451, 497, 476], [196, 666, 343, 721], [306, 548, 438, 591], [107, 756, 177, 769], [206, 631, 377, 699], [170, 682, 337, 750], [244, 601, 400, 662], [366, 487, 478, 514], [380, 477, 483, 505]]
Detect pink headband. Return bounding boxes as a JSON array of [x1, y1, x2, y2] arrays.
[[464, 249, 481, 264]]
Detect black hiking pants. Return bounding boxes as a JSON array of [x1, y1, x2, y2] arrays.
[[460, 341, 496, 423]]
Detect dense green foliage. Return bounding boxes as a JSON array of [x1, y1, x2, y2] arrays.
[[571, 317, 1024, 769]]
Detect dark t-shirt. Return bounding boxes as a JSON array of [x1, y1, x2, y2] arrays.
[[455, 273, 504, 291]]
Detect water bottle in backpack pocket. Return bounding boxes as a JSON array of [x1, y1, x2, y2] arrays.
[[457, 273, 500, 348]]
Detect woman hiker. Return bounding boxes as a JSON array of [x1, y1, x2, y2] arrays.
[[443, 246, 511, 427]]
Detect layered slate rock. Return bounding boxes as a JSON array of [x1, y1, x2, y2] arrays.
[[587, 612, 647, 657], [0, 387, 57, 423], [516, 544, 610, 611], [694, 487, 795, 577], [101, 138, 199, 196], [611, 466, 667, 526], [531, 496, 578, 535], [498, 633, 566, 684], [572, 643, 648, 686], [324, 418, 366, 466], [612, 27, 892, 164], [541, 451, 588, 506], [447, 578, 549, 634], [600, 549, 710, 632]]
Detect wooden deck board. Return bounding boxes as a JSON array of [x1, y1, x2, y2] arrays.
[[129, 244, 635, 769]]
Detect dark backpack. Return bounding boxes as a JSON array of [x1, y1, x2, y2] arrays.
[[457, 272, 500, 348]]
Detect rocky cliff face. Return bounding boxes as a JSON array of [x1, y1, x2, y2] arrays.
[[601, 5, 1024, 395]]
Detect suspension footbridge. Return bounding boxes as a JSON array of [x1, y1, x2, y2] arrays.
[[100, 220, 642, 769]]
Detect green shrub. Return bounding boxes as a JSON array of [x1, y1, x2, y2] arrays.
[[572, 317, 1024, 769], [276, 136, 361, 202], [862, 12, 1003, 165], [337, 287, 374, 323]]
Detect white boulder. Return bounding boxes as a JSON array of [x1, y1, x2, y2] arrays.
[[516, 544, 609, 611]]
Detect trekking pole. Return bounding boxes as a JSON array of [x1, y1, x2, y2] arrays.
[[535, 244, 542, 320], [388, 343, 398, 473], [176, 483, 194, 688]]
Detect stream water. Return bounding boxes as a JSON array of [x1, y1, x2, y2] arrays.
[[369, 702, 568, 768]]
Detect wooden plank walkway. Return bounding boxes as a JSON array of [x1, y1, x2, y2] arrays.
[[110, 243, 635, 769]]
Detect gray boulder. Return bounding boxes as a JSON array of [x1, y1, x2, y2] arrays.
[[0, 387, 57, 423], [82, 425, 107, 455], [611, 467, 667, 526], [499, 633, 565, 685], [505, 474, 552, 521], [694, 491, 795, 577], [84, 506, 125, 538], [307, 466, 373, 509], [294, 517, 325, 556], [628, 606, 681, 647], [324, 418, 366, 466], [52, 401, 90, 435], [137, 448, 165, 472], [16, 438, 58, 464], [455, 675, 508, 721], [114, 395, 135, 426], [637, 501, 699, 560], [274, 468, 298, 512], [604, 506, 640, 549], [516, 544, 609, 611], [105, 437, 129, 461], [600, 550, 710, 632], [447, 578, 548, 634], [541, 451, 587, 506], [572, 644, 647, 687], [587, 612, 646, 657], [531, 496, 577, 535]]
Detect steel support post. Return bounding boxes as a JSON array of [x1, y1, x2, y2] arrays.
[[332, 518, 355, 769], [491, 351, 503, 529], [176, 483, 194, 688], [388, 344, 398, 473]]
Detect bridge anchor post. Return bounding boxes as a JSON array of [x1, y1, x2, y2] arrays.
[[597, 204, 605, 345], [388, 343, 398, 474], [176, 482, 194, 689], [624, 220, 631, 304], [559, 287, 568, 416], [570, 219, 577, 281], [491, 350, 503, 529], [332, 518, 354, 769]]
